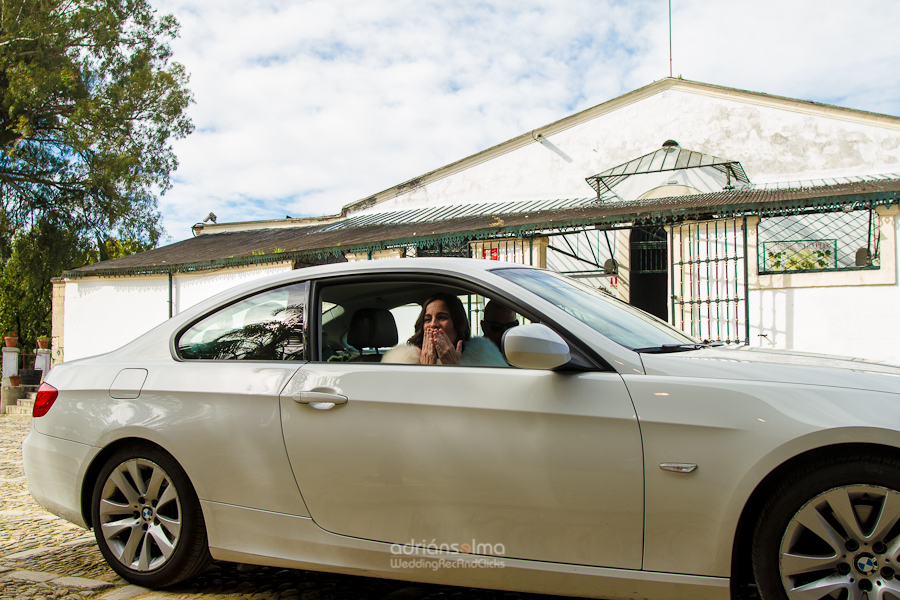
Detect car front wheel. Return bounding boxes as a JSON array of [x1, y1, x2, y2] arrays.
[[752, 454, 900, 600], [90, 445, 211, 587]]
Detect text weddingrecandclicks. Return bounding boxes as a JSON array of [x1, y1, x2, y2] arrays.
[[390, 557, 506, 571], [389, 540, 506, 570]]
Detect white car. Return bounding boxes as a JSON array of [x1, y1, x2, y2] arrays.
[[23, 258, 900, 600]]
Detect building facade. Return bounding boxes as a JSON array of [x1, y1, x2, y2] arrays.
[[55, 78, 900, 364]]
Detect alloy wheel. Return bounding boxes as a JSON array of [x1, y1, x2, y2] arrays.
[[780, 484, 900, 599], [97, 458, 182, 572]]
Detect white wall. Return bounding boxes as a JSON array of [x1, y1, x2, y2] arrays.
[[750, 283, 900, 365], [64, 277, 169, 361], [173, 265, 292, 313], [749, 212, 900, 365], [62, 263, 292, 362], [355, 86, 900, 214]]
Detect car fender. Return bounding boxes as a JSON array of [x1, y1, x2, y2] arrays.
[[719, 425, 900, 571], [628, 374, 900, 576], [38, 363, 310, 520]]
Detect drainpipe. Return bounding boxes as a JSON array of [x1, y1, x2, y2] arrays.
[[742, 216, 750, 345], [168, 272, 173, 319]]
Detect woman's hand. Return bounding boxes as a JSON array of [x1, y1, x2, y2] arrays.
[[418, 328, 437, 364], [429, 328, 462, 365]]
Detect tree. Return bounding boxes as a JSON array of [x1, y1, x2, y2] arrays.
[[0, 216, 152, 343], [0, 0, 193, 345], [0, 218, 85, 342]]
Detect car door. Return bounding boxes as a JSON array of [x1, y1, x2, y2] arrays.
[[279, 284, 644, 569], [168, 280, 310, 515]]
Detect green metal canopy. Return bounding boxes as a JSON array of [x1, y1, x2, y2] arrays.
[[586, 142, 751, 198]]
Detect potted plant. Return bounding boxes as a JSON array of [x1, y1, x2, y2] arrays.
[[37, 337, 50, 349], [9, 374, 20, 386], [4, 333, 17, 348]]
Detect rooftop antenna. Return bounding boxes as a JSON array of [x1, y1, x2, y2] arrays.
[[669, 0, 673, 77]]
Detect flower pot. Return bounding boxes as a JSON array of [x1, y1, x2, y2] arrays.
[[4, 336, 17, 348], [37, 338, 49, 349], [9, 375, 20, 387]]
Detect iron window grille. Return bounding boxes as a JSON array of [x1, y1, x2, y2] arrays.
[[757, 208, 880, 274]]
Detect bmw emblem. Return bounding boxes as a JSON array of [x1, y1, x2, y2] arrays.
[[141, 507, 154, 521], [856, 555, 878, 576]]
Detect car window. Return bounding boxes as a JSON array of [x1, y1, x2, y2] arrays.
[[177, 281, 308, 360], [389, 304, 421, 342], [494, 268, 697, 350], [316, 281, 517, 367]]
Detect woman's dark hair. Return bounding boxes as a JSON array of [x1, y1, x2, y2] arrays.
[[408, 292, 471, 347]]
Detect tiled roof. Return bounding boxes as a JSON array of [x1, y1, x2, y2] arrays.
[[749, 172, 900, 190], [66, 178, 900, 278], [319, 197, 592, 231]]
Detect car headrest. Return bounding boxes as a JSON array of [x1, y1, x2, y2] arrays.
[[347, 308, 398, 349]]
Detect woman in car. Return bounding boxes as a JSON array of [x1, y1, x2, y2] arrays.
[[382, 292, 507, 366]]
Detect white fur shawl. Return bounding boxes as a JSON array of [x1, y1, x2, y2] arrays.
[[382, 336, 508, 367]]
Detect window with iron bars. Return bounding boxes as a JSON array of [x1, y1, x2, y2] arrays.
[[757, 208, 880, 274]]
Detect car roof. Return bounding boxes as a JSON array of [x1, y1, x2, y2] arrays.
[[246, 257, 533, 293], [196, 257, 535, 327]]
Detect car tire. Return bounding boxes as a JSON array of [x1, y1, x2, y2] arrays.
[[90, 444, 211, 587], [752, 452, 900, 600]]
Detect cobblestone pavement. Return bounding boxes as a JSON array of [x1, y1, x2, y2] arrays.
[[1, 414, 589, 600]]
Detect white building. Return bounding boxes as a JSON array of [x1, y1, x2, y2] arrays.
[[55, 78, 900, 364]]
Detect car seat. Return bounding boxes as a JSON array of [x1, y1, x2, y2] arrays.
[[347, 308, 398, 362]]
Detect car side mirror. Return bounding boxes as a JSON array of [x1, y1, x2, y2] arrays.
[[502, 324, 571, 370]]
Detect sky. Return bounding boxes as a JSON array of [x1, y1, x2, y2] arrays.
[[149, 0, 900, 242]]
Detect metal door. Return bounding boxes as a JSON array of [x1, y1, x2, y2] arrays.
[[669, 218, 749, 344]]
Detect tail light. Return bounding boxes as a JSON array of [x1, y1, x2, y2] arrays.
[[33, 383, 58, 417]]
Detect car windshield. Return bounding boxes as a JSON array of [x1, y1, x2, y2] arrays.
[[494, 268, 699, 350]]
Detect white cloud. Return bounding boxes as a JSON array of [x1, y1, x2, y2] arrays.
[[150, 0, 900, 241]]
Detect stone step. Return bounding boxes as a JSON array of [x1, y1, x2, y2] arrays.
[[5, 404, 31, 415], [4, 384, 40, 392], [17, 398, 34, 409]]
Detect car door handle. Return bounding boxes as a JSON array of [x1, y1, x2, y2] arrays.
[[292, 391, 349, 410]]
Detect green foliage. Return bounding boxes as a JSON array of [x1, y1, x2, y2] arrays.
[[0, 0, 193, 345], [0, 0, 193, 238], [101, 236, 151, 260], [767, 249, 833, 271], [251, 247, 287, 256], [0, 217, 152, 347], [0, 218, 87, 346]]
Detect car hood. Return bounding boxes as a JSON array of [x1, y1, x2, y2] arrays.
[[639, 346, 900, 394]]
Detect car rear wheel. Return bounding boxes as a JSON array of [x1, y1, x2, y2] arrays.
[[752, 454, 900, 600], [90, 445, 211, 587]]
